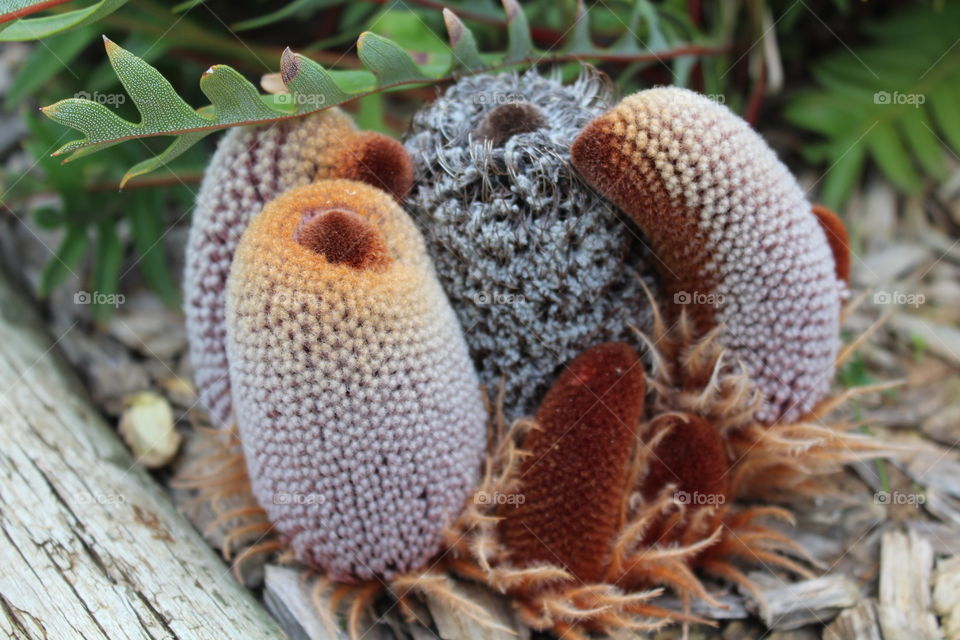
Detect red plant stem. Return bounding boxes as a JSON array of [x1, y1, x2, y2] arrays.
[[689, 0, 702, 26], [1, 0, 72, 23]]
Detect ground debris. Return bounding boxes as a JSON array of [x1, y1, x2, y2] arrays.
[[878, 530, 941, 640]]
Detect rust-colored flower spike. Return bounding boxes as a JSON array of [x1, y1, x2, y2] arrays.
[[225, 179, 486, 582], [571, 87, 847, 424], [499, 342, 645, 583], [640, 414, 728, 508], [811, 204, 851, 283], [184, 110, 412, 428]]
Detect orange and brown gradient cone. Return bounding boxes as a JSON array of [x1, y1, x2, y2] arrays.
[[225, 179, 485, 582]]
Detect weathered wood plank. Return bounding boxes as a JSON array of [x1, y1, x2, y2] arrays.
[[878, 530, 941, 640], [0, 271, 285, 640], [823, 599, 883, 640]]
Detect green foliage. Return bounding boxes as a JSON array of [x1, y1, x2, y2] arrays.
[[786, 2, 960, 209], [0, 0, 127, 42], [3, 0, 719, 319], [40, 0, 718, 185]]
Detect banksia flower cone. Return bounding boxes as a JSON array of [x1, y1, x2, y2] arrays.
[[572, 87, 847, 423], [185, 109, 413, 428], [225, 179, 486, 581], [405, 70, 655, 418], [500, 342, 646, 583]]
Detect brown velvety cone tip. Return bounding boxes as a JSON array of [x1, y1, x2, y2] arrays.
[[471, 101, 548, 147], [499, 342, 646, 583], [641, 414, 729, 507], [811, 204, 851, 283], [333, 131, 414, 202], [294, 207, 392, 270]]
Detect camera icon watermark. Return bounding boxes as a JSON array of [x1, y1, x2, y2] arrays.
[[275, 92, 326, 108], [74, 90, 126, 107], [874, 490, 925, 507], [74, 291, 125, 308], [77, 492, 126, 506], [474, 490, 525, 506], [873, 91, 925, 107], [273, 492, 326, 506], [675, 490, 726, 506], [474, 291, 525, 306], [873, 290, 925, 308], [674, 290, 724, 306], [472, 91, 525, 106]]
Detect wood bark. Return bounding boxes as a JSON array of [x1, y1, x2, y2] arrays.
[[0, 271, 286, 639]]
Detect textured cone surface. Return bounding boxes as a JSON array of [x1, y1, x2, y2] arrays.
[[184, 110, 413, 428], [226, 179, 486, 581], [572, 87, 845, 423], [499, 343, 645, 583], [404, 70, 656, 419], [641, 414, 729, 506]]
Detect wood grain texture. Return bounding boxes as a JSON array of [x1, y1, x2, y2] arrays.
[[0, 270, 285, 640]]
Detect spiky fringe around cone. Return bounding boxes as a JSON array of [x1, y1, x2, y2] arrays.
[[626, 288, 905, 600], [440, 293, 906, 638], [174, 293, 905, 640], [172, 397, 528, 639]]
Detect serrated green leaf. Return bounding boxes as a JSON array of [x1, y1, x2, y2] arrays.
[[39, 224, 87, 295], [357, 31, 429, 86], [564, 0, 593, 55], [200, 65, 284, 122], [279, 48, 349, 113], [103, 37, 209, 129], [38, 1, 717, 183], [0, 0, 127, 42], [442, 9, 483, 71], [121, 130, 211, 188], [502, 0, 533, 62]]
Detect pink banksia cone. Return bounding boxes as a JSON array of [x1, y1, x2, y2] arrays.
[[572, 87, 848, 423], [225, 179, 486, 581], [184, 109, 413, 428]]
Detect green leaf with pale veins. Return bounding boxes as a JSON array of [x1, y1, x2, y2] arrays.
[[357, 31, 429, 86], [0, 0, 127, 42], [39, 1, 715, 184], [442, 8, 483, 71], [502, 0, 533, 62]]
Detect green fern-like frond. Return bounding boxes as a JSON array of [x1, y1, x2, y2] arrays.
[[40, 0, 725, 186], [0, 0, 127, 41], [786, 3, 960, 209]]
